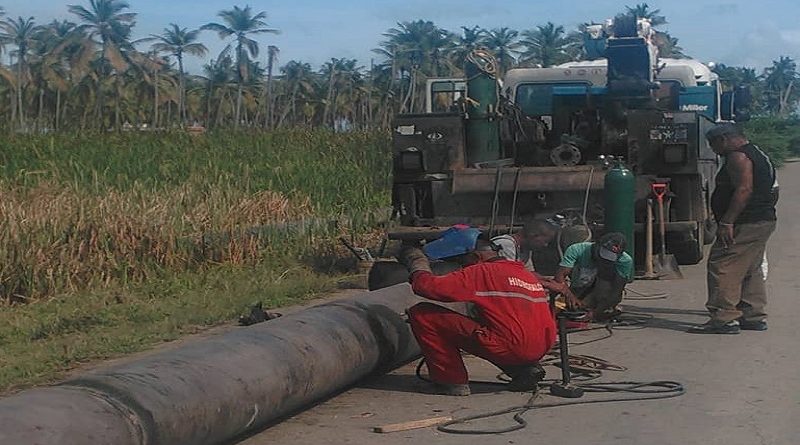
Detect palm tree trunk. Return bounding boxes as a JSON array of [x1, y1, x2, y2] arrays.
[[178, 54, 186, 126], [82, 101, 90, 130], [55, 89, 61, 131], [401, 69, 416, 113], [235, 41, 245, 128], [278, 84, 297, 127], [265, 51, 275, 129], [235, 82, 243, 128], [323, 66, 336, 128], [779, 80, 794, 117], [94, 80, 104, 128], [206, 81, 213, 128], [96, 48, 107, 128], [37, 88, 44, 130], [367, 60, 373, 128], [154, 69, 160, 127], [17, 60, 25, 130], [114, 74, 121, 130], [216, 92, 226, 127], [9, 89, 16, 128]]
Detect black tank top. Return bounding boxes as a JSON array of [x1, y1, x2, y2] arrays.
[[711, 143, 777, 223]]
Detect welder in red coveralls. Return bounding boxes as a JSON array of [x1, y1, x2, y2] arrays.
[[399, 229, 557, 396]]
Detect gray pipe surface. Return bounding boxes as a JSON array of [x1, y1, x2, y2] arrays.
[[0, 284, 421, 445]]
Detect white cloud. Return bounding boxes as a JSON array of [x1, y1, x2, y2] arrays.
[[780, 30, 800, 45], [716, 23, 800, 69]]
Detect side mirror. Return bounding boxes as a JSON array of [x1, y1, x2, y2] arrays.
[[734, 86, 752, 108], [720, 91, 734, 121], [733, 86, 752, 122]]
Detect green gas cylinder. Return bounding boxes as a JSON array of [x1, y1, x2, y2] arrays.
[[604, 160, 635, 257], [464, 53, 501, 165]]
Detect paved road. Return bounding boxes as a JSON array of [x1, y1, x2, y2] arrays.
[[240, 163, 800, 445]]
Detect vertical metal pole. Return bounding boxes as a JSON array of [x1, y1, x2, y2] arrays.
[[558, 316, 571, 385]]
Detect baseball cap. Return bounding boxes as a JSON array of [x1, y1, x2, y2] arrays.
[[423, 226, 481, 260], [597, 233, 626, 262]]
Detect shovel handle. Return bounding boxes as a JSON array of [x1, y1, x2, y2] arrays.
[[651, 183, 668, 203]]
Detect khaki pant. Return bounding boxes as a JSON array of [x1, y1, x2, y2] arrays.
[[706, 220, 776, 322]]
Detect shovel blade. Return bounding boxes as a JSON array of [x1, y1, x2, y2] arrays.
[[653, 254, 683, 280]]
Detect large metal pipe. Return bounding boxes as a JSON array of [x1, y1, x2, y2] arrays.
[[0, 284, 421, 445]]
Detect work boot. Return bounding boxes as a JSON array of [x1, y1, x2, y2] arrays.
[[504, 364, 545, 392], [432, 383, 471, 396], [739, 319, 768, 331], [687, 319, 740, 334]]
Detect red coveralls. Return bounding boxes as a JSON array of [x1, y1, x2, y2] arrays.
[[408, 259, 557, 385]]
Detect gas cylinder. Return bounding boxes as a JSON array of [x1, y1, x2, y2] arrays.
[[604, 160, 635, 256], [464, 51, 501, 165]]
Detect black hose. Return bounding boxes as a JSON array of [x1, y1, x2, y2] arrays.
[[436, 380, 684, 435]]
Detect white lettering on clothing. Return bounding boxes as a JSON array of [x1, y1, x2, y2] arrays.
[[507, 277, 545, 292]]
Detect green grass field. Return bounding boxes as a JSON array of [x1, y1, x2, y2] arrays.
[[0, 129, 391, 392]]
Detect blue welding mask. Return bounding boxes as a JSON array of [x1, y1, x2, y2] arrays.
[[423, 226, 481, 260]]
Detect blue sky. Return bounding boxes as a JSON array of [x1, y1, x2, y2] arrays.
[[5, 0, 800, 74]]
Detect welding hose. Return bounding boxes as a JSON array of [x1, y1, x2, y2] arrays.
[[436, 380, 684, 435]]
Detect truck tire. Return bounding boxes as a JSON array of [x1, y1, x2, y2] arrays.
[[367, 261, 462, 291]]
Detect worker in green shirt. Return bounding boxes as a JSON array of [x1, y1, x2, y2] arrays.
[[554, 232, 634, 321]]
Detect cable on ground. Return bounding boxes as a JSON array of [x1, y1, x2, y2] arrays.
[[624, 286, 669, 300], [436, 380, 684, 435], [411, 306, 683, 435]]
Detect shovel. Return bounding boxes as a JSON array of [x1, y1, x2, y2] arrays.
[[652, 183, 683, 280], [639, 198, 658, 280]]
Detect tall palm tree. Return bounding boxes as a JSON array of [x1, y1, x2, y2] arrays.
[[202, 5, 278, 127], [378, 20, 454, 113], [264, 44, 279, 128], [449, 26, 486, 72], [201, 46, 236, 127], [68, 0, 137, 129], [484, 27, 520, 75], [763, 56, 798, 116], [653, 32, 686, 58], [45, 21, 93, 130], [0, 16, 40, 129], [624, 3, 667, 27], [145, 24, 207, 125], [278, 60, 315, 126], [519, 22, 572, 68]]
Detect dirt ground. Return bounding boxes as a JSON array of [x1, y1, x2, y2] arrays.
[[237, 162, 800, 445]]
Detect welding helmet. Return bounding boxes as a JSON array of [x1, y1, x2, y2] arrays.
[[423, 225, 482, 260]]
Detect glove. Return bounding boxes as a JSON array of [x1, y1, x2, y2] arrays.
[[398, 246, 432, 275]]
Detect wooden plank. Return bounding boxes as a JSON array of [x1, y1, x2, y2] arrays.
[[373, 416, 453, 433]]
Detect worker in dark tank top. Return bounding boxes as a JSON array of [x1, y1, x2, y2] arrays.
[[689, 123, 778, 334]]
